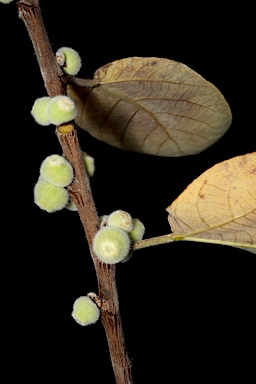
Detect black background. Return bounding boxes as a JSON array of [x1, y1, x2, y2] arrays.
[[1, 1, 255, 382]]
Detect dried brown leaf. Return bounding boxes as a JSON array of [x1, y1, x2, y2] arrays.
[[166, 152, 256, 253], [67, 57, 232, 157]]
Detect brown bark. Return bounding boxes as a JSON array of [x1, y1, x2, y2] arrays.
[[57, 127, 133, 384], [16, 1, 134, 382], [17, 0, 66, 96]]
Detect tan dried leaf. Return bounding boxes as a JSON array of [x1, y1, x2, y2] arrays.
[[166, 152, 256, 253], [67, 57, 232, 157]]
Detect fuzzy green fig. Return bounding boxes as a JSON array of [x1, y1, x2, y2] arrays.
[[72, 296, 100, 326], [47, 95, 77, 125], [40, 154, 74, 187], [107, 210, 133, 232], [56, 47, 82, 75], [31, 96, 52, 126], [93, 226, 131, 264], [34, 178, 69, 213], [129, 218, 145, 241]]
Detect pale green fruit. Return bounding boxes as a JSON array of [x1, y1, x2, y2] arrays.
[[65, 199, 78, 211], [82, 152, 95, 177], [107, 210, 133, 232], [93, 226, 131, 264], [121, 251, 134, 263], [40, 154, 74, 187], [72, 296, 100, 326], [129, 218, 145, 241], [47, 95, 77, 125], [31, 96, 52, 126], [34, 178, 69, 213], [56, 47, 82, 75]]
